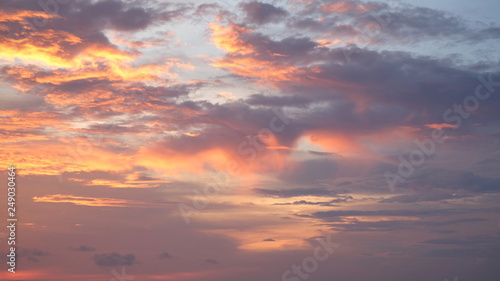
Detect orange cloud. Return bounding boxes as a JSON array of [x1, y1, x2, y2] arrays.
[[212, 56, 303, 84], [321, 2, 369, 13], [306, 131, 368, 156], [85, 175, 168, 188], [210, 22, 304, 84], [0, 11, 179, 86], [33, 194, 167, 208], [136, 136, 291, 182], [0, 136, 134, 176], [0, 9, 56, 23], [0, 110, 61, 128], [425, 123, 456, 130], [136, 146, 232, 177], [0, 110, 64, 145], [204, 214, 332, 252], [0, 29, 83, 67], [209, 22, 254, 55]]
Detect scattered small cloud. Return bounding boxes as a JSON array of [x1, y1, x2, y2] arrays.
[[159, 252, 174, 259], [93, 253, 137, 267], [69, 245, 96, 252], [205, 258, 219, 264]]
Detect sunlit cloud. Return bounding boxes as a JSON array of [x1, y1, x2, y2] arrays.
[[32, 194, 169, 208], [2, 0, 500, 280]]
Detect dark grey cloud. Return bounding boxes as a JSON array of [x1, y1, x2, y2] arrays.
[[288, 1, 500, 45], [307, 150, 337, 156], [69, 245, 96, 252], [63, 0, 188, 32], [424, 247, 500, 259], [240, 1, 288, 25], [279, 158, 338, 184], [93, 252, 137, 267], [420, 235, 500, 259], [159, 252, 173, 259], [379, 193, 469, 203], [423, 235, 500, 246], [205, 258, 219, 264], [66, 0, 156, 31], [313, 208, 500, 221], [195, 3, 221, 17], [213, 21, 500, 144], [384, 5, 500, 44], [7, 248, 51, 263], [377, 6, 465, 43], [24, 248, 50, 256], [326, 218, 487, 232], [401, 168, 500, 193], [468, 26, 500, 41]]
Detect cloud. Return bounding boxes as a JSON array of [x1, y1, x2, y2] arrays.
[[245, 93, 312, 107], [92, 253, 136, 267], [321, 1, 374, 14], [419, 235, 500, 259], [70, 0, 155, 31], [32, 194, 171, 208], [240, 2, 288, 25], [159, 252, 173, 259], [205, 258, 219, 264], [274, 196, 353, 206], [254, 187, 344, 198], [279, 158, 338, 184], [0, 1, 498, 280], [378, 193, 469, 203], [313, 208, 500, 219], [325, 218, 487, 232], [288, 1, 500, 45], [400, 168, 500, 192], [1, 0, 499, 185], [422, 235, 500, 246], [210, 21, 314, 82], [0, 0, 191, 92], [208, 14, 500, 163], [69, 245, 96, 252], [16, 248, 50, 262]]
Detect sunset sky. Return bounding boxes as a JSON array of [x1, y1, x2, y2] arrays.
[[1, 0, 500, 280]]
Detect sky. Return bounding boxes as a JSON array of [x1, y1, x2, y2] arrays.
[[0, 0, 499, 280]]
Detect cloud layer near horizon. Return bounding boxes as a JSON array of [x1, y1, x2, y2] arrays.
[[1, 0, 500, 280]]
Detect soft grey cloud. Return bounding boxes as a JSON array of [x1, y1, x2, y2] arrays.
[[401, 168, 500, 192], [420, 235, 500, 259], [159, 252, 173, 259], [312, 208, 500, 221], [69, 245, 96, 252], [240, 1, 288, 25], [205, 258, 219, 264], [10, 248, 51, 263], [378, 193, 469, 203], [92, 253, 136, 267], [326, 218, 488, 232], [279, 158, 339, 184]]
